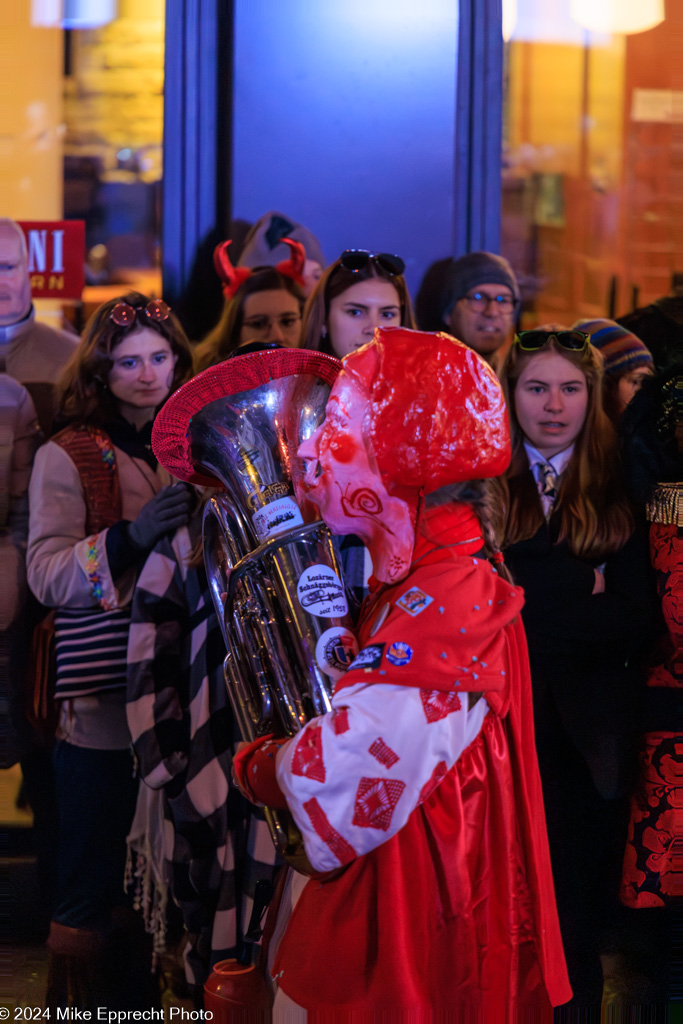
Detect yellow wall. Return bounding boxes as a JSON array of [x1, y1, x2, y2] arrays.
[[507, 37, 624, 179], [0, 0, 64, 218], [504, 35, 628, 322], [586, 38, 625, 192], [507, 43, 584, 176], [0, 0, 165, 223]]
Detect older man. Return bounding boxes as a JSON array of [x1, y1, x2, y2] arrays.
[[417, 250, 520, 370], [0, 218, 78, 435], [1, 218, 77, 936]]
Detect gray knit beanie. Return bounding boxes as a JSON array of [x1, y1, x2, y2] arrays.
[[238, 211, 325, 270], [442, 251, 520, 319]]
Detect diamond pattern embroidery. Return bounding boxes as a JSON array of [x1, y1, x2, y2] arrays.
[[291, 722, 326, 783], [368, 737, 400, 769], [420, 689, 462, 723], [352, 777, 405, 831], [304, 798, 357, 865]]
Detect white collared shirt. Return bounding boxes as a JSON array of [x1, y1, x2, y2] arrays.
[[523, 441, 574, 518]]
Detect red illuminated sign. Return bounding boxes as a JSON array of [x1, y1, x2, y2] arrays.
[[17, 221, 85, 300]]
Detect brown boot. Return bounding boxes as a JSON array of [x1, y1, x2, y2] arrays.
[[45, 922, 107, 1011]]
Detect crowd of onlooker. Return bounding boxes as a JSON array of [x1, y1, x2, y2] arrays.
[[2, 210, 680, 1017]]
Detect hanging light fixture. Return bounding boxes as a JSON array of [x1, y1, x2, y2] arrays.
[[503, 0, 518, 42], [31, 0, 116, 27], [570, 0, 664, 35]]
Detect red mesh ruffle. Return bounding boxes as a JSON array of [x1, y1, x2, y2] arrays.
[[152, 348, 341, 485]]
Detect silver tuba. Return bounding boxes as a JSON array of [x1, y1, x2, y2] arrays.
[[187, 354, 357, 862]]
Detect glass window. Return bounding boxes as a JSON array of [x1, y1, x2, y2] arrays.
[[231, 0, 459, 297], [2, 0, 165, 328], [501, 0, 677, 326], [0, 0, 164, 834]]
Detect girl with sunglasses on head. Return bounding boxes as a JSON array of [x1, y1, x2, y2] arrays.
[[300, 248, 414, 359], [299, 250, 416, 617], [498, 330, 655, 1015], [26, 292, 194, 1010], [194, 239, 305, 371]]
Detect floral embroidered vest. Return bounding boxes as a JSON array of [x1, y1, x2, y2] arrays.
[[52, 425, 122, 533]]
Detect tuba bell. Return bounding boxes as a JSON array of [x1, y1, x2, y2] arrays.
[[152, 349, 357, 863]]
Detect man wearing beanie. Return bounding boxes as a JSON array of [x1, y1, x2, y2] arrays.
[[574, 317, 654, 419], [420, 251, 520, 368]]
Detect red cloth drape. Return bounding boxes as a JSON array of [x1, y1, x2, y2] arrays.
[[271, 504, 571, 1015]]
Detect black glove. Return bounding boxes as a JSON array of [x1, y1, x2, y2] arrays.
[[127, 484, 193, 552]]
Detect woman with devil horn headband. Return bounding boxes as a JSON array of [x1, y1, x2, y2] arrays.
[[234, 327, 571, 1017], [194, 238, 306, 371]]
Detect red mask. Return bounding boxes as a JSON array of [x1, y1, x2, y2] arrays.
[[298, 327, 511, 584], [298, 372, 417, 584], [345, 326, 511, 491]]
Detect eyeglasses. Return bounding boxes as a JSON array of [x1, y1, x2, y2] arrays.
[[242, 314, 301, 335], [110, 299, 171, 328], [462, 290, 517, 314], [515, 330, 590, 352], [339, 249, 406, 277]]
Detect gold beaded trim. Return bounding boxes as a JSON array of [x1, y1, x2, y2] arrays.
[[646, 482, 683, 526]]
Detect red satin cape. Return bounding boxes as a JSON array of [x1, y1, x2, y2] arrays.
[[272, 505, 571, 1015]]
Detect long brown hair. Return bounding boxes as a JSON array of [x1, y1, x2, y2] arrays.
[[58, 291, 194, 428], [194, 268, 303, 371], [499, 338, 633, 559], [300, 257, 415, 356], [425, 479, 514, 584]]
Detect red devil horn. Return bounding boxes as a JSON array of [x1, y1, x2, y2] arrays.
[[213, 240, 252, 300], [276, 238, 306, 288]]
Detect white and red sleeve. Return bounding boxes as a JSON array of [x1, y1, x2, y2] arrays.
[[275, 681, 488, 874]]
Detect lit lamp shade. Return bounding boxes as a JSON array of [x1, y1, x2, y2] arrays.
[[503, 0, 518, 41], [31, 0, 116, 27], [570, 0, 664, 34]]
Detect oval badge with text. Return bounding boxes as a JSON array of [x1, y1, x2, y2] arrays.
[[296, 564, 349, 619]]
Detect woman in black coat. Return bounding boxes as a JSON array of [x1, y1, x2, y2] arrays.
[[499, 330, 655, 1018]]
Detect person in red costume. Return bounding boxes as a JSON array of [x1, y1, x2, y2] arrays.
[[233, 326, 571, 1018], [615, 362, 682, 1003]]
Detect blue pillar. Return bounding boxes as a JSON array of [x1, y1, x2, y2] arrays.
[[454, 0, 504, 255], [162, 0, 233, 303]]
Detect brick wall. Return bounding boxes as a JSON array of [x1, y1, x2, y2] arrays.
[[63, 0, 164, 182]]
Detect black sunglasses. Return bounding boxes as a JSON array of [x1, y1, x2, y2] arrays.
[[339, 249, 405, 277], [515, 330, 589, 352]]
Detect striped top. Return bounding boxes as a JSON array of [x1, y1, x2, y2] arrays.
[[54, 606, 131, 699]]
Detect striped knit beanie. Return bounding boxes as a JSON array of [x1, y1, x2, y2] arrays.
[[573, 318, 654, 378]]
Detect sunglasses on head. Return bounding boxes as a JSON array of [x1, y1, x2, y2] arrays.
[[110, 299, 171, 328], [339, 249, 405, 277], [515, 329, 589, 352]]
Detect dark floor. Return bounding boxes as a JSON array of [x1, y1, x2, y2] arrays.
[[7, 945, 49, 1008], [3, 767, 679, 1018]]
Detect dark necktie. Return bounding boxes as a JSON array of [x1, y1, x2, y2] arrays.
[[539, 462, 557, 506]]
